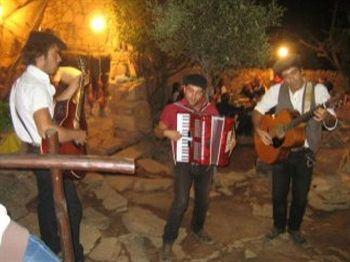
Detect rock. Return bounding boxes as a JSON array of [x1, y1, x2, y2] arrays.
[[90, 181, 115, 200], [252, 203, 272, 218], [311, 176, 334, 193], [315, 148, 349, 175], [245, 249, 257, 259], [133, 178, 172, 192], [216, 171, 248, 188], [82, 172, 104, 186], [137, 158, 171, 176], [327, 247, 350, 260], [88, 182, 128, 212], [121, 207, 165, 242], [17, 212, 40, 236], [113, 141, 152, 160], [83, 207, 110, 230], [80, 223, 101, 255], [105, 176, 136, 192], [89, 237, 121, 261], [121, 207, 186, 248], [0, 171, 36, 220], [118, 234, 149, 262], [217, 187, 233, 196], [308, 186, 350, 211], [103, 191, 128, 212]]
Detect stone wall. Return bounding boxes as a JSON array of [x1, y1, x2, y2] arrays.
[[108, 79, 152, 140], [41, 0, 119, 54]]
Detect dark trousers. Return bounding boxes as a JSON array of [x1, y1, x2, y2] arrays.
[[34, 169, 84, 261], [163, 163, 214, 244], [272, 149, 313, 231]]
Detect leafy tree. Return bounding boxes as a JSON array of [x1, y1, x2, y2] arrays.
[[151, 0, 284, 90], [114, 0, 191, 112], [114, 0, 284, 103]]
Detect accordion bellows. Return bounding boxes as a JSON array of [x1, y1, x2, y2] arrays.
[[176, 113, 235, 166]]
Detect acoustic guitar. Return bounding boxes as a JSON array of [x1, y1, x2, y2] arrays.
[[41, 57, 89, 179], [254, 95, 345, 164]]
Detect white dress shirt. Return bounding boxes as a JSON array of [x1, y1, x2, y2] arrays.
[[10, 65, 56, 145]]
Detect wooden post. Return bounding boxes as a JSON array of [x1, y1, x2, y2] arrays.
[[46, 129, 74, 262]]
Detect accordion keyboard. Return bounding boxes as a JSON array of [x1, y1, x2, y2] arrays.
[[176, 113, 192, 162]]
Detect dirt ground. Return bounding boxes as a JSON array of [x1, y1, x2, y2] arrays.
[[101, 140, 350, 261], [3, 135, 349, 261]]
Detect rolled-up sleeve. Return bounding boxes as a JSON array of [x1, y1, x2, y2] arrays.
[[254, 84, 280, 114], [314, 84, 337, 130]]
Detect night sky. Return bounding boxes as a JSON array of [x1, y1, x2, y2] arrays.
[[272, 0, 349, 69]]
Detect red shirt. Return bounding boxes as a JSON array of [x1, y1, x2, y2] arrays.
[[160, 98, 219, 130]]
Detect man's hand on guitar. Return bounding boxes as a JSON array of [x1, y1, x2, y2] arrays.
[[73, 130, 87, 145], [313, 107, 327, 122], [255, 128, 272, 146]]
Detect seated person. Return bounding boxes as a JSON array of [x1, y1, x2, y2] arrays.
[[0, 203, 59, 261]]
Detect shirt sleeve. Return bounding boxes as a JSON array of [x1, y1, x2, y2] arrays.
[[160, 105, 175, 129], [31, 86, 52, 115], [314, 83, 337, 130], [254, 84, 280, 114]]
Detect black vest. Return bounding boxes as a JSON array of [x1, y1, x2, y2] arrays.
[[275, 82, 322, 153]]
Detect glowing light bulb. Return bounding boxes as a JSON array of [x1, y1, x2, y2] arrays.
[[90, 15, 106, 33]]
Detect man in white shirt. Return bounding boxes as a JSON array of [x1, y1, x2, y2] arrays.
[[9, 30, 86, 261], [252, 54, 337, 245]]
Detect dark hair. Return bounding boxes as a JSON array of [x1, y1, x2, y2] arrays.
[[22, 30, 67, 65], [273, 54, 302, 75], [183, 74, 208, 90]]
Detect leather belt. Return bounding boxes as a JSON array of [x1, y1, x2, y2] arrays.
[[290, 147, 308, 152], [24, 143, 40, 154]]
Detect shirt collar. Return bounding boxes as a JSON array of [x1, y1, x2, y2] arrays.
[[179, 98, 209, 113], [288, 83, 305, 97], [26, 65, 51, 84]]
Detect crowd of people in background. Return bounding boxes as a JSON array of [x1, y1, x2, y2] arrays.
[[168, 74, 337, 137]]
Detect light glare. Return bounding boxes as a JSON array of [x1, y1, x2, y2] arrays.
[[277, 46, 289, 58], [90, 15, 106, 33]]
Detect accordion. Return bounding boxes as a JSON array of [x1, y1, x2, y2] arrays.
[[176, 113, 235, 166]]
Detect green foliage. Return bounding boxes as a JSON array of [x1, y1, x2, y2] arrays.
[[114, 0, 158, 55], [151, 0, 284, 82], [0, 101, 12, 133]]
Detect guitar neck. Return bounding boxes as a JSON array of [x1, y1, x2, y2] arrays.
[[73, 58, 87, 129], [286, 110, 315, 130], [284, 99, 333, 131]]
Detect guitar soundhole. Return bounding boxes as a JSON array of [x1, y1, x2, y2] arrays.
[[272, 137, 284, 148]]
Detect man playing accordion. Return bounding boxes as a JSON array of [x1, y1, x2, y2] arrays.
[[155, 74, 236, 261]]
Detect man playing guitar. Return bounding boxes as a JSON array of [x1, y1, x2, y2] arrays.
[[9, 31, 86, 260], [252, 54, 337, 245]]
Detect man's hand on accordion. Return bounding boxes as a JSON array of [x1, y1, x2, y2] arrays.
[[227, 130, 237, 152], [164, 130, 182, 142]]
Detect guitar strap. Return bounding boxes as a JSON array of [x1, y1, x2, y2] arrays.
[[303, 82, 314, 113]]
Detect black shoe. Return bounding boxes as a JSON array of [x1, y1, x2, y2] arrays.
[[288, 230, 307, 245], [159, 243, 173, 262], [191, 230, 214, 245], [265, 228, 285, 240]]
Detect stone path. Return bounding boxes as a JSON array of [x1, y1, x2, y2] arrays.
[[1, 135, 350, 261]]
